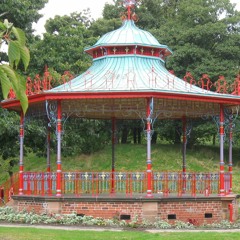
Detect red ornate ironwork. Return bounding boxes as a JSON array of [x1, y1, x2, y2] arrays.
[[42, 66, 53, 91], [6, 68, 240, 104], [214, 75, 228, 94], [0, 170, 229, 205], [60, 71, 74, 89], [231, 74, 240, 95], [148, 66, 158, 87], [84, 70, 93, 89], [122, 0, 139, 21], [3, 171, 222, 198], [8, 88, 16, 99], [8, 68, 74, 99], [198, 74, 213, 90], [104, 70, 115, 89], [183, 72, 196, 87]]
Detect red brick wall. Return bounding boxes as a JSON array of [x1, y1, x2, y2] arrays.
[[17, 200, 44, 213], [61, 202, 143, 220], [158, 201, 223, 225], [11, 196, 238, 224]]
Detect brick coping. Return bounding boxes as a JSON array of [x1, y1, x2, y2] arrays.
[[12, 194, 237, 203]]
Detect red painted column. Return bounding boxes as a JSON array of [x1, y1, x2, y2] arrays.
[[111, 117, 116, 194], [182, 116, 187, 194], [219, 104, 225, 196], [56, 101, 62, 197], [228, 117, 233, 194], [146, 98, 153, 197], [47, 121, 52, 195], [19, 111, 24, 195], [47, 122, 51, 172]]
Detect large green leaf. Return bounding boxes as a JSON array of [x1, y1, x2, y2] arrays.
[[8, 40, 21, 69], [0, 67, 12, 99], [3, 19, 13, 29], [0, 31, 5, 39], [0, 64, 19, 93], [0, 22, 6, 31], [0, 64, 28, 113], [18, 74, 28, 113], [20, 45, 30, 71], [12, 27, 26, 46]]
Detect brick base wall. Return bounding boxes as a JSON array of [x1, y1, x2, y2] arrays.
[[10, 195, 238, 224]]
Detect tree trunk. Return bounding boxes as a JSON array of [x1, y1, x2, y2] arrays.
[[121, 126, 129, 144], [137, 127, 141, 144], [133, 127, 137, 144], [151, 131, 157, 144], [174, 128, 181, 144], [212, 133, 216, 146]]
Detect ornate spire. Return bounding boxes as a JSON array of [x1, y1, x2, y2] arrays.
[[121, 0, 139, 21]]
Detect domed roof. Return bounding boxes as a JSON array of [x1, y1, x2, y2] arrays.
[[85, 20, 171, 51]]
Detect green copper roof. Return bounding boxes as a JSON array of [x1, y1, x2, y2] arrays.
[[85, 20, 172, 52], [49, 18, 237, 103]]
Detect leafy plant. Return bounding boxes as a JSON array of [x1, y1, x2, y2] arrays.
[[0, 19, 30, 113]]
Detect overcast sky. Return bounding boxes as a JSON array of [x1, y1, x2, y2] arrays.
[[33, 0, 240, 35]]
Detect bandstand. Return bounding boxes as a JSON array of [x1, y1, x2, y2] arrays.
[[1, 0, 240, 224]]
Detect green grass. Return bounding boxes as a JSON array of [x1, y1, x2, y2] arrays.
[[23, 143, 223, 172], [1, 143, 240, 193], [1, 227, 240, 240]]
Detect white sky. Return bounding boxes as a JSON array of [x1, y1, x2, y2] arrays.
[[33, 0, 114, 35], [33, 0, 240, 35]]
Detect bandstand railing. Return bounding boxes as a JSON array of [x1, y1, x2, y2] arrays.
[[0, 171, 231, 204], [17, 171, 230, 197]]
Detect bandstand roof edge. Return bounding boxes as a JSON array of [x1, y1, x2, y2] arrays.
[[2, 91, 240, 120]]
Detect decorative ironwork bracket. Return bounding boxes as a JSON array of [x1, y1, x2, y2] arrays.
[[45, 100, 72, 138], [211, 106, 239, 142]]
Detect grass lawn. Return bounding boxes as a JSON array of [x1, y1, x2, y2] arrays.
[[1, 227, 240, 240]]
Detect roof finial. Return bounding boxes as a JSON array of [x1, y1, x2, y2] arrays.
[[122, 0, 139, 21]]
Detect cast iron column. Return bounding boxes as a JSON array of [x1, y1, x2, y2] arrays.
[[228, 117, 233, 194], [47, 121, 51, 172], [219, 104, 225, 196], [111, 117, 116, 194], [19, 111, 24, 195], [47, 121, 52, 195], [182, 116, 187, 193], [146, 98, 153, 197], [56, 101, 62, 197]]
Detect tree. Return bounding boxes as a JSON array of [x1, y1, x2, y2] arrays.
[[0, 0, 48, 35], [137, 0, 240, 80], [28, 11, 97, 75]]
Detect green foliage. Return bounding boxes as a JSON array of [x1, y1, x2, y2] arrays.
[[1, 206, 240, 231], [136, 0, 240, 80], [0, 0, 48, 35], [0, 19, 29, 113], [28, 11, 96, 75], [62, 119, 111, 155], [0, 109, 19, 177]]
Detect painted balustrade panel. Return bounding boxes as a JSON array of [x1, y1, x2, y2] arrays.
[[16, 171, 230, 197], [0, 173, 18, 206], [22, 172, 56, 195]]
